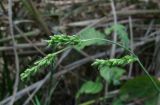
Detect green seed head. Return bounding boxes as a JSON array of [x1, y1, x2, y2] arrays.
[[47, 34, 81, 47], [20, 53, 56, 81], [92, 55, 137, 68]]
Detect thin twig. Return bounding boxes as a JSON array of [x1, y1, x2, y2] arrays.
[[110, 0, 118, 57], [22, 73, 51, 105], [0, 29, 40, 43], [0, 42, 46, 51], [14, 25, 46, 56], [144, 20, 154, 36], [8, 0, 20, 105], [105, 0, 118, 96], [0, 77, 48, 105], [128, 16, 134, 77]]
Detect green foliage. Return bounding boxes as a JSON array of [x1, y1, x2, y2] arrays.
[[92, 55, 137, 68], [119, 76, 160, 105], [20, 25, 160, 105], [20, 53, 56, 81], [100, 67, 125, 85], [47, 34, 81, 47], [91, 55, 136, 85], [77, 28, 106, 49], [76, 78, 103, 99], [33, 96, 41, 105], [76, 54, 137, 100], [105, 24, 130, 48], [112, 99, 123, 105]]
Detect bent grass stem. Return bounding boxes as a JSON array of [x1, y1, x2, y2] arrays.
[[82, 38, 160, 92]]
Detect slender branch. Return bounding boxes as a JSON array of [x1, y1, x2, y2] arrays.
[[22, 73, 50, 105], [14, 25, 46, 56], [128, 16, 134, 77], [8, 0, 20, 105], [104, 0, 118, 97], [110, 0, 117, 58], [0, 29, 40, 43]]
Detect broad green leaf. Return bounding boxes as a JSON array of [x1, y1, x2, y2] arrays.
[[76, 80, 103, 98], [112, 99, 123, 105], [100, 66, 112, 84], [112, 67, 125, 85], [114, 24, 129, 48], [104, 27, 113, 35], [105, 24, 130, 48], [100, 67, 125, 85], [120, 76, 160, 105], [77, 28, 106, 49]]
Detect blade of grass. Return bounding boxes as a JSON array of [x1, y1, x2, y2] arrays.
[[20, 0, 51, 35], [44, 78, 59, 105], [33, 95, 41, 105], [8, 0, 20, 104], [2, 53, 13, 95]]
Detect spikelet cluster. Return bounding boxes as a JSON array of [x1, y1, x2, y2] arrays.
[[20, 54, 56, 81], [92, 55, 137, 68], [47, 34, 81, 46]]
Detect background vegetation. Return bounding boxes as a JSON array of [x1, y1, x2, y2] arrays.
[[0, 0, 160, 105]]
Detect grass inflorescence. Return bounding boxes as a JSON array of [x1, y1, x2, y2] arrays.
[[21, 34, 80, 81], [47, 34, 81, 47], [20, 53, 56, 81], [92, 55, 137, 68]]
